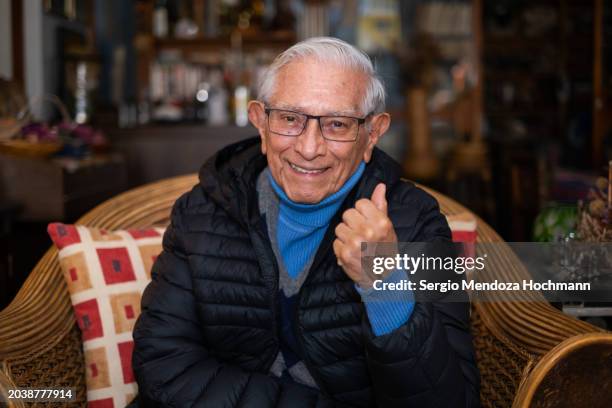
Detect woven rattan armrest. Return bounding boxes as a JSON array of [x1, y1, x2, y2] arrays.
[[420, 185, 601, 354], [512, 332, 612, 407], [422, 185, 606, 406], [1, 363, 25, 408]]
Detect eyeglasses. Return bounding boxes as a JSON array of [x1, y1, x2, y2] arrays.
[[264, 107, 371, 142]]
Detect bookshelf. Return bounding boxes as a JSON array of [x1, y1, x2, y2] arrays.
[[130, 0, 298, 126], [482, 0, 612, 239]]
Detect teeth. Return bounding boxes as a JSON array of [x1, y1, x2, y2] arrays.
[[290, 163, 324, 174]]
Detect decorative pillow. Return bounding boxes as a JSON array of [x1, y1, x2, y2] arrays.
[[47, 223, 165, 408], [447, 212, 478, 257]]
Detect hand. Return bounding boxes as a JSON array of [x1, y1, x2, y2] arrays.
[[333, 183, 398, 289]]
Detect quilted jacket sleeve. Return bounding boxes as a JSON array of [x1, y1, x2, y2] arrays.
[[132, 194, 333, 408], [363, 187, 480, 408]]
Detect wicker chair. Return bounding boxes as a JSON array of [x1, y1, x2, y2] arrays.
[[1, 174, 610, 408]]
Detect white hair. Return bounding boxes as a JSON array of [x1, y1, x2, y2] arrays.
[[257, 37, 386, 115]]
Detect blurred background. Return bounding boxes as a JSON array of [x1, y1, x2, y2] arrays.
[[1, 0, 612, 313]]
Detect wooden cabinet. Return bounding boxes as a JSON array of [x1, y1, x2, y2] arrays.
[[0, 152, 127, 308], [106, 124, 255, 187], [0, 153, 127, 222]]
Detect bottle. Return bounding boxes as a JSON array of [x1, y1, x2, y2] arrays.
[[153, 0, 169, 38], [234, 84, 249, 126], [208, 69, 230, 126], [219, 0, 242, 35], [174, 0, 199, 39], [193, 81, 210, 123], [233, 64, 251, 127]]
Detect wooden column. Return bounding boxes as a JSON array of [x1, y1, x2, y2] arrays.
[[10, 0, 23, 88], [593, 0, 603, 167], [471, 0, 483, 144]]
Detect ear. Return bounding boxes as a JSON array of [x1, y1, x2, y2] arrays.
[[248, 100, 268, 154], [362, 112, 391, 163]]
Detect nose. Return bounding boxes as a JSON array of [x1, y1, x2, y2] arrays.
[[294, 118, 327, 160]]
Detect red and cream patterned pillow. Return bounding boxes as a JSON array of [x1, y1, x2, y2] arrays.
[[446, 212, 478, 256], [47, 223, 165, 408]]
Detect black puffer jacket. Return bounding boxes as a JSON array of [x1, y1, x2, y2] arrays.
[[132, 137, 480, 407]]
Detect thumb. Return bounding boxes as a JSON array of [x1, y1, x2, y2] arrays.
[[371, 183, 387, 213]]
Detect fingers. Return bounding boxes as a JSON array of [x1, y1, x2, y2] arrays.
[[352, 183, 388, 220], [334, 222, 352, 244], [334, 183, 394, 286], [370, 183, 388, 214], [354, 198, 380, 220], [341, 207, 364, 230], [333, 239, 343, 266], [335, 222, 371, 255], [339, 198, 390, 243], [333, 238, 360, 274]]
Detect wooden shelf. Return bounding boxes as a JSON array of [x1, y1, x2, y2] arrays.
[[486, 110, 556, 119], [154, 31, 296, 54]]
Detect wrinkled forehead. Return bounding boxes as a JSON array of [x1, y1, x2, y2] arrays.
[[268, 58, 368, 116]]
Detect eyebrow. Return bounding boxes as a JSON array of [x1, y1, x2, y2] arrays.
[[273, 103, 362, 117]]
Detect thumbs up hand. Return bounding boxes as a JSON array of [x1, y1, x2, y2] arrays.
[[333, 183, 398, 289]]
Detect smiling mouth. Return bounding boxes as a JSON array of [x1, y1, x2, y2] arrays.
[[288, 161, 329, 175]]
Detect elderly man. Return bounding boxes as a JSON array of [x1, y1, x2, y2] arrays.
[[132, 37, 480, 407]]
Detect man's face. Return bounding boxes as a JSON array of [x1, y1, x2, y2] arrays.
[[248, 58, 390, 204]]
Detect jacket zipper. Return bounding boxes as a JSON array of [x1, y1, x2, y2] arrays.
[[250, 219, 282, 373], [293, 284, 331, 395], [291, 183, 374, 400]]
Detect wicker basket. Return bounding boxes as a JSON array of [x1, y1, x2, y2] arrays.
[[0, 117, 24, 142], [0, 139, 63, 157], [0, 79, 27, 141], [0, 95, 70, 157]]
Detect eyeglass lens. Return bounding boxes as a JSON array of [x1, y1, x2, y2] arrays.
[[268, 110, 359, 141]]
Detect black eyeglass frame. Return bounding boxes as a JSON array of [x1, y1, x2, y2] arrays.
[[263, 106, 372, 142]]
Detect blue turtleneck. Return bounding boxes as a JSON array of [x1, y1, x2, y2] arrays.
[[267, 162, 366, 279]]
